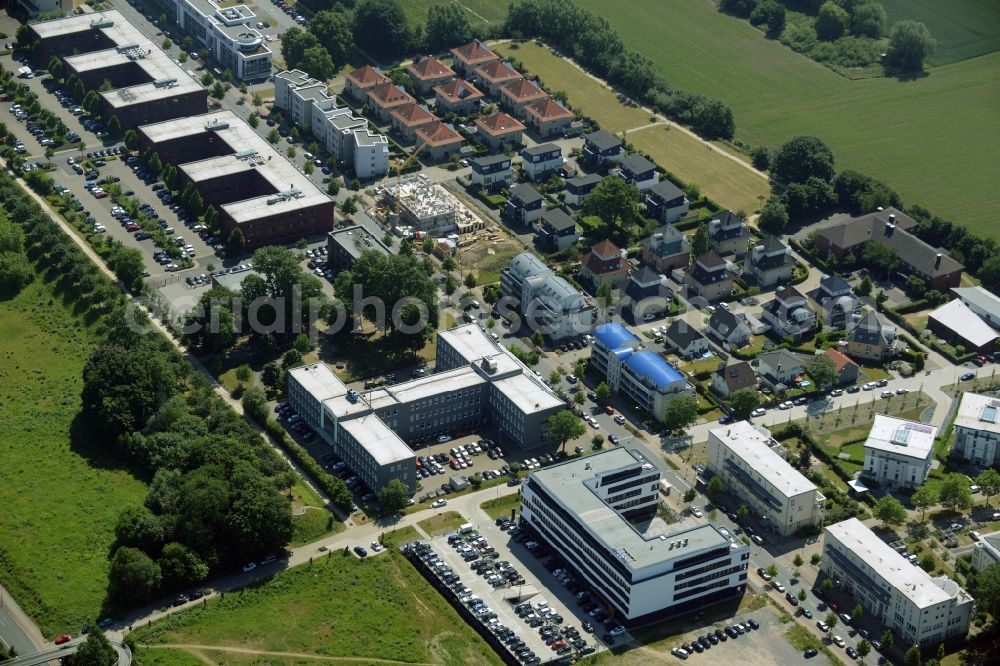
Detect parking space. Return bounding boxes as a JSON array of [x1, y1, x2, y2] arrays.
[[670, 612, 819, 665]]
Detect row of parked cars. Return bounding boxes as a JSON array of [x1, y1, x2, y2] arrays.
[[670, 618, 760, 659]]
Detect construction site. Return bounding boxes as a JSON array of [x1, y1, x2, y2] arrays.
[[377, 174, 486, 237]]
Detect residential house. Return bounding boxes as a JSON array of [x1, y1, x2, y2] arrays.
[[824, 348, 860, 386], [450, 40, 499, 76], [814, 208, 963, 290], [564, 173, 602, 207], [414, 122, 464, 162], [500, 252, 595, 340], [815, 274, 860, 329], [761, 286, 817, 342], [469, 154, 513, 193], [499, 78, 547, 117], [708, 211, 750, 257], [504, 183, 543, 226], [709, 309, 751, 349], [475, 112, 525, 151], [745, 237, 793, 288], [862, 415, 936, 490], [537, 208, 578, 252], [845, 310, 899, 363], [406, 55, 455, 96], [389, 103, 436, 143], [366, 83, 415, 122], [644, 179, 688, 223], [756, 350, 807, 391], [618, 154, 659, 191], [928, 299, 998, 354], [711, 361, 757, 398], [522, 98, 574, 137], [641, 224, 690, 273], [433, 79, 484, 116], [664, 320, 710, 359], [580, 239, 629, 290], [622, 267, 670, 321], [474, 60, 524, 97], [582, 129, 623, 168], [953, 392, 1000, 469], [520, 143, 562, 182], [345, 64, 389, 103], [685, 251, 735, 303]]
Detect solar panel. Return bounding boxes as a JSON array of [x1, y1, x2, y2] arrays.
[[890, 428, 911, 446]]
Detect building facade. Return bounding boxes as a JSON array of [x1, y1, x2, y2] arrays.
[[862, 415, 936, 490], [745, 237, 793, 288], [952, 392, 1000, 468], [520, 143, 562, 182], [469, 154, 513, 192], [644, 180, 689, 224], [500, 252, 594, 341], [505, 183, 543, 225]]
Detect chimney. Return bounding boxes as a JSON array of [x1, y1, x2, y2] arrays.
[[935, 253, 942, 269], [889, 213, 896, 224], [884, 222, 894, 237]]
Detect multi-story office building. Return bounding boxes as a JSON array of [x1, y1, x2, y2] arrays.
[[971, 530, 1000, 573], [952, 392, 1000, 468], [521, 448, 751, 622], [287, 325, 566, 492], [707, 421, 824, 536], [137, 110, 333, 249], [500, 252, 594, 341], [590, 323, 694, 422], [822, 518, 973, 648], [861, 415, 936, 490]]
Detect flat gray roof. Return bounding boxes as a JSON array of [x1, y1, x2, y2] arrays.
[[493, 373, 563, 413], [953, 392, 1000, 436], [710, 421, 817, 498], [328, 226, 391, 260], [339, 416, 413, 466], [864, 414, 936, 461], [289, 363, 347, 402], [438, 323, 502, 363]]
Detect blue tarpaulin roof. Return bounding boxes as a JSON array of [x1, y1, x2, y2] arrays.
[[594, 322, 639, 351], [624, 351, 684, 390]]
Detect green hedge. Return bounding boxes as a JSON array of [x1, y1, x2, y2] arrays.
[[263, 418, 353, 512]]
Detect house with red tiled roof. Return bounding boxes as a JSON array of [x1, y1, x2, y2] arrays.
[[499, 78, 547, 117], [345, 65, 389, 104], [366, 83, 416, 122], [450, 39, 499, 76], [389, 103, 437, 142], [433, 79, 485, 116], [415, 121, 464, 162], [475, 111, 525, 151], [580, 239, 629, 289], [824, 348, 860, 387], [523, 97, 573, 137], [474, 60, 524, 97], [406, 55, 456, 96]]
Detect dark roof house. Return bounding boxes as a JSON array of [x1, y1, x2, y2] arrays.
[[711, 361, 757, 398]]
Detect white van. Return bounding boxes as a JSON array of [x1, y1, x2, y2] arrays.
[[459, 523, 474, 534]]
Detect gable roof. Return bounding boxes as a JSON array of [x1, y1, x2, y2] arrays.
[[475, 111, 525, 136], [501, 78, 547, 102], [346, 65, 389, 88], [584, 129, 621, 152], [709, 308, 747, 336], [367, 83, 414, 107], [665, 320, 706, 349], [620, 153, 656, 176], [508, 183, 542, 206], [524, 97, 573, 121], [714, 361, 756, 391], [407, 55, 455, 80], [475, 60, 523, 83], [824, 347, 858, 372], [433, 78, 484, 103], [648, 179, 684, 201], [757, 349, 806, 373], [415, 122, 463, 147], [541, 208, 576, 232], [450, 39, 497, 67], [389, 103, 435, 127]]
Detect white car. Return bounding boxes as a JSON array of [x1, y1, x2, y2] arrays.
[[431, 498, 447, 509], [778, 401, 793, 410], [609, 625, 626, 636], [690, 506, 703, 518], [832, 635, 845, 648], [751, 407, 766, 417]]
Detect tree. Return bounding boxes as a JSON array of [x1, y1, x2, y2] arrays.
[[242, 387, 268, 424], [210, 80, 226, 99], [826, 611, 838, 631], [261, 362, 281, 389], [694, 99, 734, 140], [443, 275, 458, 295], [464, 273, 477, 289], [47, 55, 63, 80], [798, 445, 812, 470], [282, 349, 303, 369], [737, 505, 749, 521], [66, 632, 116, 666], [267, 128, 280, 144], [300, 45, 336, 81], [767, 563, 778, 577], [684, 488, 697, 503], [107, 546, 161, 603], [340, 197, 357, 216], [108, 245, 146, 292], [976, 468, 1000, 506], [758, 196, 789, 234], [885, 21, 936, 73], [852, 603, 863, 620], [235, 364, 253, 386], [0, 250, 33, 297], [771, 136, 835, 185], [544, 410, 586, 452], [857, 639, 871, 662], [378, 478, 410, 512], [82, 345, 178, 438], [807, 354, 838, 389], [749, 0, 786, 37], [592, 434, 605, 448], [595, 382, 611, 403], [114, 506, 165, 552], [158, 542, 209, 590], [873, 495, 907, 528], [663, 394, 699, 433], [227, 227, 246, 254], [247, 113, 259, 129], [107, 115, 122, 138], [328, 179, 341, 196], [911, 484, 938, 521], [856, 275, 873, 296], [821, 578, 833, 596], [904, 645, 922, 666], [816, 1, 850, 40], [862, 240, 898, 277], [938, 473, 972, 511], [309, 11, 353, 66], [730, 388, 761, 420], [281, 27, 320, 71], [691, 223, 708, 257], [978, 256, 1000, 294], [852, 2, 886, 37], [793, 553, 804, 568], [973, 562, 1000, 624], [706, 476, 724, 497], [581, 177, 642, 245], [549, 370, 562, 386], [798, 588, 807, 601], [425, 3, 472, 53], [881, 629, 893, 650], [352, 0, 413, 60]]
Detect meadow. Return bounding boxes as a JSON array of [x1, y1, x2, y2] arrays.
[[880, 0, 1000, 65], [400, 0, 505, 28], [0, 277, 147, 636]]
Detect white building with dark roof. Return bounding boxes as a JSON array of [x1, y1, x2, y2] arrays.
[[500, 252, 594, 340], [952, 392, 1000, 468], [862, 415, 936, 489]]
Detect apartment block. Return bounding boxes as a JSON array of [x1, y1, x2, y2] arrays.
[[952, 392, 1000, 468], [500, 252, 595, 341], [861, 415, 936, 490]]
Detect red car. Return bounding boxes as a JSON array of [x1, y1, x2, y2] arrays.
[[126, 223, 140, 232], [54, 633, 72, 645], [604, 405, 614, 415], [93, 191, 108, 199]]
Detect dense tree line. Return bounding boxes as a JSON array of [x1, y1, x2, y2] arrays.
[[0, 214, 32, 298]]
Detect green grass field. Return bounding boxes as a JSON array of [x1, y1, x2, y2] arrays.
[[132, 552, 503, 666], [479, 494, 521, 520], [881, 0, 1000, 65], [0, 277, 148, 636], [417, 510, 467, 536], [401, 0, 506, 28]]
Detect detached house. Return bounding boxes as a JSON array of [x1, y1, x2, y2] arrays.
[[815, 274, 860, 329], [617, 154, 659, 191], [389, 103, 436, 142], [406, 56, 455, 95], [761, 286, 817, 342], [469, 154, 513, 192], [708, 211, 750, 257], [537, 208, 578, 252], [582, 129, 623, 168], [641, 224, 690, 273], [580, 239, 629, 290], [564, 173, 602, 206], [845, 310, 899, 363], [523, 97, 573, 137], [450, 40, 499, 76], [746, 237, 793, 288], [644, 179, 689, 224], [709, 309, 752, 349], [366, 83, 415, 122], [414, 122, 463, 162], [623, 267, 671, 321], [474, 60, 524, 97], [433, 79, 484, 116], [711, 361, 757, 398], [824, 348, 860, 386], [505, 183, 543, 225], [499, 78, 548, 117], [475, 111, 525, 151], [664, 320, 710, 359], [520, 143, 562, 182], [345, 64, 389, 103], [756, 350, 807, 391], [685, 251, 734, 303]]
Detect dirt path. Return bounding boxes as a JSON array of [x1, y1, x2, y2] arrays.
[[145, 643, 439, 665]]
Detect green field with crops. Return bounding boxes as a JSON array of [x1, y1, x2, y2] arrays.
[[401, 0, 506, 28], [880, 0, 1000, 65]]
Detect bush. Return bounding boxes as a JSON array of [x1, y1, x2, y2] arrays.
[[264, 418, 353, 512]]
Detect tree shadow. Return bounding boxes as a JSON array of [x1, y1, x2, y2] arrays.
[[887, 68, 930, 83]]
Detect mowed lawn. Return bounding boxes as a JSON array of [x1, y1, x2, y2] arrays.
[[569, 0, 1000, 237], [881, 0, 1000, 65], [401, 0, 506, 28], [132, 552, 503, 666], [0, 277, 147, 636]]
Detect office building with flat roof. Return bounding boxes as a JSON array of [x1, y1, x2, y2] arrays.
[[861, 415, 936, 489], [971, 530, 1000, 573], [138, 110, 332, 249], [707, 421, 823, 536], [521, 448, 750, 622], [952, 392, 1000, 468], [822, 518, 972, 648]]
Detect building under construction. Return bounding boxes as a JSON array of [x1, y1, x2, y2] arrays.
[[380, 174, 485, 237]]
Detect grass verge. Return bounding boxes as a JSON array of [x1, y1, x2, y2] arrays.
[[418, 510, 467, 536], [480, 493, 522, 520]]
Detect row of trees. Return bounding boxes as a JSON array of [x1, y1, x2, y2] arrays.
[[0, 214, 32, 298]]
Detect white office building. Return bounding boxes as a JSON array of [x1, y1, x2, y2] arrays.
[[822, 518, 973, 648], [521, 448, 750, 622], [707, 421, 824, 536], [971, 530, 1000, 573], [500, 252, 595, 341], [952, 392, 1000, 468], [861, 415, 936, 489]]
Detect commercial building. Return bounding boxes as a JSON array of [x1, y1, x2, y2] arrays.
[[861, 415, 936, 489], [952, 392, 1000, 468], [381, 175, 485, 236], [971, 530, 1000, 573], [138, 110, 333, 249], [822, 518, 973, 648], [927, 299, 998, 354], [500, 252, 595, 341], [29, 11, 208, 129], [326, 225, 391, 274], [591, 323, 694, 422], [521, 447, 751, 623], [14, 0, 71, 19], [951, 286, 1000, 330], [287, 325, 566, 491], [708, 421, 824, 536]]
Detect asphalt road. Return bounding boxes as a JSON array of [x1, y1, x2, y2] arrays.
[[0, 589, 40, 658]]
